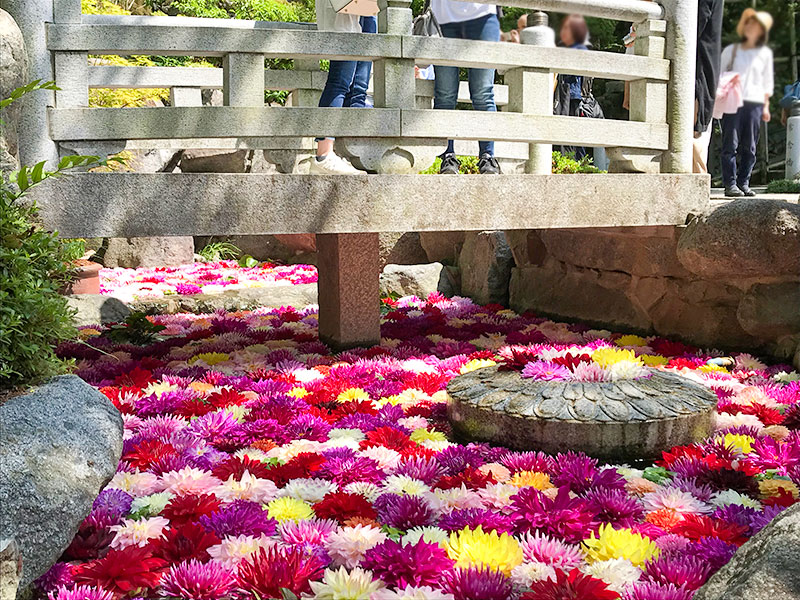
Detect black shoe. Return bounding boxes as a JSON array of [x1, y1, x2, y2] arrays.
[[739, 185, 757, 197], [478, 153, 501, 175], [724, 186, 744, 198], [439, 153, 461, 175]]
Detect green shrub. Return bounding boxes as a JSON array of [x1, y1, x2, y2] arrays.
[[766, 179, 800, 194], [552, 150, 604, 174], [198, 241, 241, 261], [0, 81, 117, 390], [420, 155, 480, 174]]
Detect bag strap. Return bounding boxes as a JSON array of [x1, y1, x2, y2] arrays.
[[728, 43, 738, 72]]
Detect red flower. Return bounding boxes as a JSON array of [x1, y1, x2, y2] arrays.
[[521, 569, 619, 600], [206, 388, 246, 409], [436, 466, 496, 490], [672, 514, 749, 546], [124, 439, 177, 470], [154, 522, 220, 564], [361, 426, 413, 453], [161, 494, 222, 528], [763, 487, 799, 508], [73, 545, 167, 596], [235, 546, 324, 599], [112, 367, 154, 389], [212, 456, 274, 481], [314, 492, 377, 523]]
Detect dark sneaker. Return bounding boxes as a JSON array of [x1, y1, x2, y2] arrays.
[[439, 153, 461, 174], [724, 186, 744, 198], [478, 153, 501, 175], [739, 185, 757, 197]]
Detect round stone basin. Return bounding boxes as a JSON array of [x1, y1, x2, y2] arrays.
[[446, 366, 717, 461]]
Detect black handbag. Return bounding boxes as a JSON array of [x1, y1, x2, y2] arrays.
[[412, 0, 442, 37], [576, 77, 605, 119]]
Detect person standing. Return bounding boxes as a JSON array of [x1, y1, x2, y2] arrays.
[[554, 14, 590, 160], [432, 0, 501, 175], [719, 9, 774, 197], [692, 0, 724, 173], [310, 1, 375, 174]]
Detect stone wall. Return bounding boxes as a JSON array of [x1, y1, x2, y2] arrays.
[[504, 199, 800, 361]]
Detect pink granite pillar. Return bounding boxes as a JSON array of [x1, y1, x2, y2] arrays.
[[316, 233, 381, 350]]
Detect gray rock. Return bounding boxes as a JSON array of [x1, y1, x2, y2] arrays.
[[67, 294, 132, 326], [180, 149, 250, 173], [380, 263, 445, 298], [0, 376, 123, 593], [737, 282, 800, 340], [694, 501, 800, 600], [447, 366, 717, 460], [678, 199, 800, 279], [124, 148, 183, 173], [101, 236, 195, 268], [378, 232, 428, 269], [0, 10, 27, 174], [459, 231, 514, 306], [419, 231, 465, 265]]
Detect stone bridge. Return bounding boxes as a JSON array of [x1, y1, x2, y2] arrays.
[[7, 0, 710, 348]]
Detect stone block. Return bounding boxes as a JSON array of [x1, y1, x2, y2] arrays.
[[737, 282, 800, 340], [379, 232, 428, 268], [538, 228, 691, 278], [180, 149, 250, 173], [129, 284, 318, 314], [102, 237, 194, 268], [509, 263, 652, 332], [505, 230, 547, 268], [317, 233, 381, 350], [67, 295, 132, 326], [380, 263, 445, 299], [678, 199, 800, 279], [419, 231, 465, 265], [459, 231, 514, 306]]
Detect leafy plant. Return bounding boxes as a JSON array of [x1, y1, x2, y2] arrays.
[[1, 82, 121, 390], [420, 155, 480, 174], [104, 312, 167, 345], [198, 241, 241, 261], [552, 150, 604, 174], [766, 179, 800, 194]]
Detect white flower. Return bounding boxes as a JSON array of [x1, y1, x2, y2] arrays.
[[371, 586, 455, 600], [714, 412, 764, 431], [325, 525, 387, 569], [328, 428, 367, 443], [581, 558, 642, 593], [129, 491, 172, 517], [711, 489, 762, 510], [511, 562, 557, 589], [305, 567, 384, 599], [110, 516, 169, 549], [609, 360, 648, 381], [208, 534, 275, 569], [402, 526, 449, 548], [281, 478, 338, 503], [382, 475, 432, 497], [214, 471, 278, 503], [344, 482, 382, 503], [360, 446, 402, 470]]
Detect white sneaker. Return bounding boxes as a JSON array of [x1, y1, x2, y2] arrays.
[[309, 153, 366, 175]]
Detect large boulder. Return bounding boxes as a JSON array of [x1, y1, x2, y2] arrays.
[[459, 231, 514, 305], [179, 149, 250, 173], [67, 294, 132, 326], [694, 502, 800, 600], [380, 263, 445, 299], [102, 236, 194, 268], [419, 231, 466, 265], [379, 232, 428, 269], [737, 282, 800, 340], [677, 199, 800, 279], [0, 376, 123, 593], [0, 10, 26, 175]]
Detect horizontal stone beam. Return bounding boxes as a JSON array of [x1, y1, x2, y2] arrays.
[[81, 14, 316, 30], [456, 0, 664, 22], [50, 24, 668, 81], [34, 172, 710, 238], [48, 107, 667, 149]]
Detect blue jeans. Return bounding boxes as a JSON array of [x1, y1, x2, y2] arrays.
[[318, 16, 377, 110], [434, 14, 500, 157], [720, 101, 762, 189]]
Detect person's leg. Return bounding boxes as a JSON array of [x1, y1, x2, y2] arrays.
[[316, 60, 358, 157], [694, 0, 724, 134], [720, 110, 740, 191], [736, 102, 763, 192], [463, 14, 500, 157], [345, 16, 377, 108], [434, 21, 462, 158]]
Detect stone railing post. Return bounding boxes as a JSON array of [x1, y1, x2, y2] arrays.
[[507, 11, 555, 174], [4, 0, 63, 167], [170, 87, 203, 107], [608, 18, 667, 173], [660, 0, 698, 174], [786, 101, 800, 181], [223, 53, 266, 107]]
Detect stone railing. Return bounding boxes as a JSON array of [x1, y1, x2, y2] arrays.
[[8, 0, 696, 175]]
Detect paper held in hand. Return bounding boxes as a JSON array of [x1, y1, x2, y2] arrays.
[[331, 0, 379, 16]]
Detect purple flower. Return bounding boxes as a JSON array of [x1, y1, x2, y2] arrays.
[[175, 283, 202, 295], [374, 494, 436, 530], [584, 488, 644, 527], [200, 500, 277, 538], [521, 361, 572, 381], [438, 508, 515, 535], [441, 567, 512, 600], [159, 559, 236, 600], [362, 539, 453, 588], [622, 582, 693, 600], [643, 554, 712, 590], [552, 452, 600, 494], [392, 457, 445, 485]]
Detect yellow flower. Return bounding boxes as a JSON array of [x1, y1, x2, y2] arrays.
[[716, 433, 755, 455], [509, 471, 554, 490], [446, 526, 523, 576], [641, 354, 669, 367], [699, 363, 729, 374], [337, 388, 370, 403], [410, 429, 447, 443], [759, 478, 800, 500], [78, 328, 102, 339], [591, 348, 641, 368], [266, 497, 314, 523], [460, 359, 497, 374], [615, 334, 648, 347], [189, 352, 230, 366], [288, 387, 309, 399], [582, 524, 659, 567], [188, 381, 214, 394]]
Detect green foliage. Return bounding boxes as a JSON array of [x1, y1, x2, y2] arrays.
[[154, 0, 313, 21], [420, 155, 480, 174], [552, 150, 603, 174], [104, 312, 167, 345], [237, 254, 259, 268], [0, 80, 59, 114], [0, 82, 123, 390], [198, 241, 241, 261], [766, 179, 800, 194]]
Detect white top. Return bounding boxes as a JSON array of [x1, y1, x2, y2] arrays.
[[431, 0, 495, 25], [720, 44, 774, 104]]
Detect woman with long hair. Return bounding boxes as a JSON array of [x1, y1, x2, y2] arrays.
[[719, 9, 774, 197]]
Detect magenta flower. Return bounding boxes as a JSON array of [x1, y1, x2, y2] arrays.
[[159, 559, 236, 599], [441, 567, 512, 600], [362, 539, 454, 588], [510, 487, 599, 543], [521, 361, 572, 381]]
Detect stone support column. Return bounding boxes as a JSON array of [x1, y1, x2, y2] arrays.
[[317, 233, 382, 350]]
